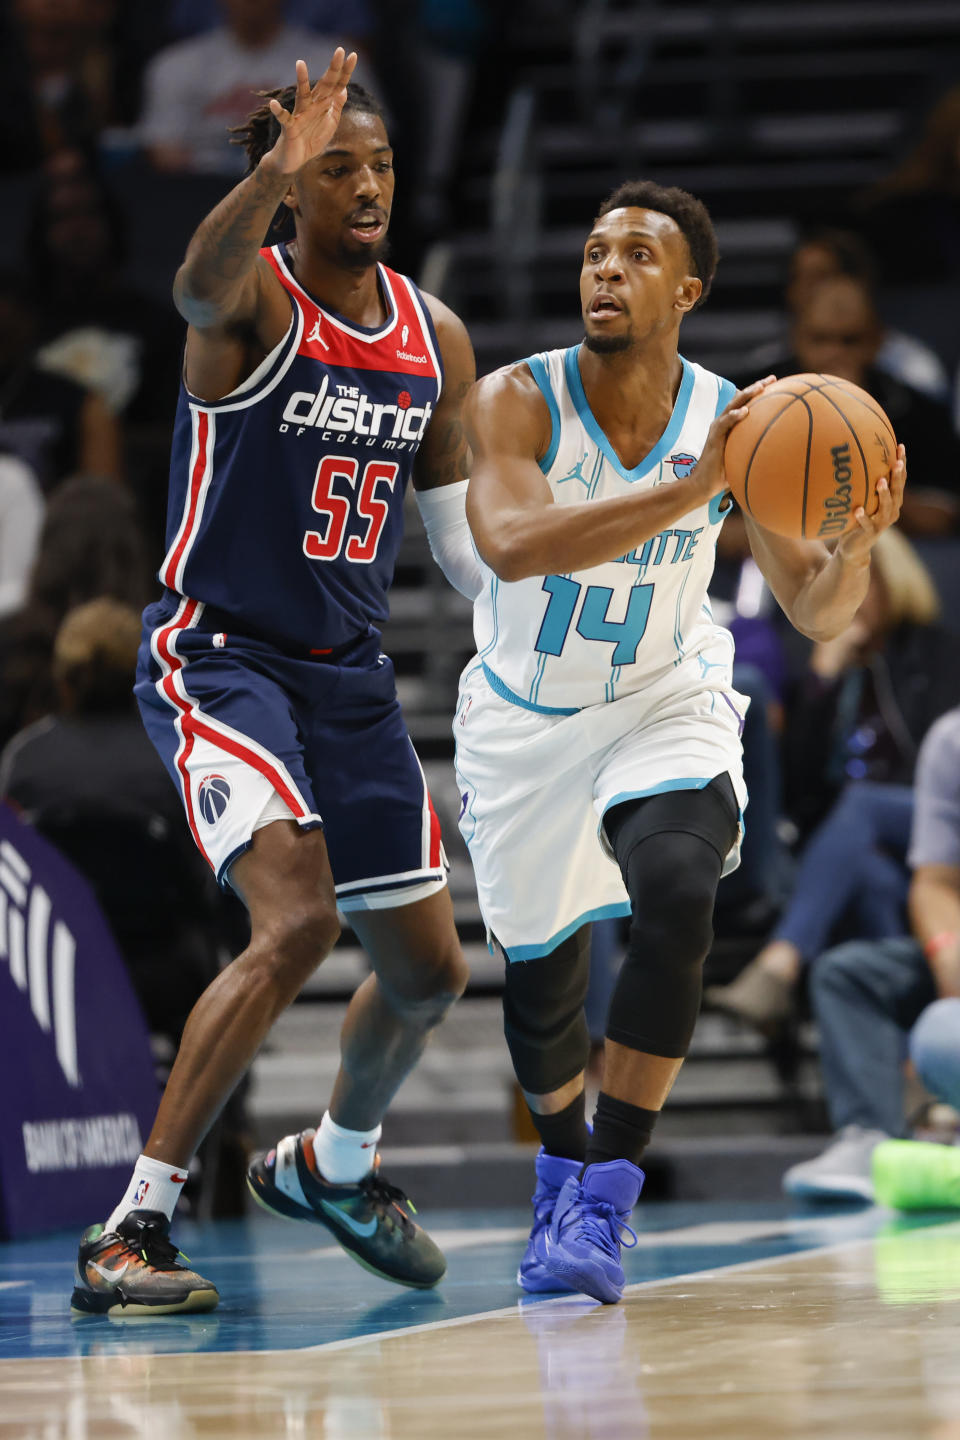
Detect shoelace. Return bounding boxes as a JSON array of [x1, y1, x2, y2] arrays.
[[569, 1200, 638, 1261], [115, 1223, 184, 1271], [530, 1181, 564, 1237], [359, 1173, 416, 1235]]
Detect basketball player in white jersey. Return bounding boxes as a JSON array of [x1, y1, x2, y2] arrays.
[[455, 180, 907, 1304]]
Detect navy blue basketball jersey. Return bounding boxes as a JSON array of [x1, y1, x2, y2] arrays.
[[158, 244, 444, 651]]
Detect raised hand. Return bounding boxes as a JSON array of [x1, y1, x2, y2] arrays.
[[261, 50, 358, 180]]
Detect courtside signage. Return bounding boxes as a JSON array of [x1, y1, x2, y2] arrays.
[[0, 804, 158, 1238]]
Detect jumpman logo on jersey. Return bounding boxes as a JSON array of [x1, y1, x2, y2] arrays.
[[697, 652, 727, 681], [557, 452, 590, 488], [306, 314, 329, 350]]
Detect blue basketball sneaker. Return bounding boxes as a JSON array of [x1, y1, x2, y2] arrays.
[[543, 1159, 643, 1304], [518, 1149, 583, 1293]]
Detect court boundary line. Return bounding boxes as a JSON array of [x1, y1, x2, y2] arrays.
[[301, 1217, 960, 1354], [3, 1218, 956, 1366]]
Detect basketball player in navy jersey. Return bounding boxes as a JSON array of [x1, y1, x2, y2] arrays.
[[72, 49, 486, 1315]]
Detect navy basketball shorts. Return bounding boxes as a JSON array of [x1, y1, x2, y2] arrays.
[[136, 595, 447, 910]]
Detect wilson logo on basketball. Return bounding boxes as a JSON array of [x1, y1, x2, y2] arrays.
[[197, 774, 231, 825], [818, 443, 854, 537]]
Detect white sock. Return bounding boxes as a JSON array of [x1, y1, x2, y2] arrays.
[[106, 1154, 190, 1232], [312, 1110, 381, 1184]]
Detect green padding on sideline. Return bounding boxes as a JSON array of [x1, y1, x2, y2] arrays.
[[872, 1138, 960, 1210]]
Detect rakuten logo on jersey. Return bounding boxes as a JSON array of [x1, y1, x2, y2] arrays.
[[280, 373, 433, 450]]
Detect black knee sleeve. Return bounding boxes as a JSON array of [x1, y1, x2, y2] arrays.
[[603, 777, 739, 1058], [501, 926, 591, 1094]]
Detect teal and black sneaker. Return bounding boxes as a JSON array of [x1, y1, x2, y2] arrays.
[[247, 1129, 446, 1289]]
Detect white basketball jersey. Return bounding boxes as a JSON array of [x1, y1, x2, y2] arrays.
[[471, 346, 737, 712]]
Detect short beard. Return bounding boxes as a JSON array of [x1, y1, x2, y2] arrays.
[[336, 234, 392, 272], [582, 329, 633, 355]]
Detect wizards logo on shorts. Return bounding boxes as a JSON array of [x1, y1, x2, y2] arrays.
[[198, 774, 231, 824], [669, 452, 698, 479]]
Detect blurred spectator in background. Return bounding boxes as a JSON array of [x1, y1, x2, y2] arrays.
[[0, 597, 249, 1212], [24, 150, 183, 425], [165, 0, 374, 42], [706, 529, 960, 1033], [850, 85, 960, 288], [779, 707, 960, 1203], [0, 599, 183, 832], [137, 0, 351, 175], [0, 1, 110, 170], [743, 228, 951, 404], [0, 452, 44, 620], [0, 269, 122, 491], [368, 0, 497, 270], [785, 274, 960, 536], [0, 476, 152, 751]]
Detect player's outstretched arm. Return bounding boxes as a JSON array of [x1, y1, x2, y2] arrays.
[[173, 49, 357, 331], [412, 297, 485, 600], [745, 443, 906, 641], [466, 369, 774, 580]]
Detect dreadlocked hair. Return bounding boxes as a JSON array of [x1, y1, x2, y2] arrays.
[[229, 80, 385, 174]]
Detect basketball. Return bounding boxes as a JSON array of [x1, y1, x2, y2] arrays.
[[723, 373, 897, 540]]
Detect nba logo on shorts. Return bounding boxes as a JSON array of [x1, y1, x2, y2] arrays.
[[198, 774, 231, 825], [133, 1179, 150, 1205]]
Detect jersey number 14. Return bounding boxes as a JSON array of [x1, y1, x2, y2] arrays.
[[535, 575, 653, 665]]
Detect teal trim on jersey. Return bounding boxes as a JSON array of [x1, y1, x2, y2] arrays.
[[505, 901, 632, 962], [673, 565, 692, 664], [563, 345, 695, 482], [478, 575, 500, 659], [709, 376, 737, 526], [715, 376, 736, 415], [526, 353, 562, 474], [586, 447, 604, 498], [529, 649, 548, 705], [482, 661, 579, 715], [709, 491, 735, 526], [601, 776, 712, 817]]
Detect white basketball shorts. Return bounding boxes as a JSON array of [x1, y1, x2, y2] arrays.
[[453, 648, 748, 960]]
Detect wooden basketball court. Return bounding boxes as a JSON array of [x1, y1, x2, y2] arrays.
[[2, 1199, 959, 1437]]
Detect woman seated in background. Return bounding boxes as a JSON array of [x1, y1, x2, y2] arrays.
[[705, 527, 960, 1033]]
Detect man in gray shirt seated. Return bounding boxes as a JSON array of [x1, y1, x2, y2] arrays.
[[783, 707, 960, 1201]]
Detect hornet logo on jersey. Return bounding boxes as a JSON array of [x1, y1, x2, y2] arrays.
[[669, 453, 698, 479], [198, 774, 231, 825], [280, 372, 433, 450]]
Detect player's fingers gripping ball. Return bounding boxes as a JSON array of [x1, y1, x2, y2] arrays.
[[723, 373, 898, 540]]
